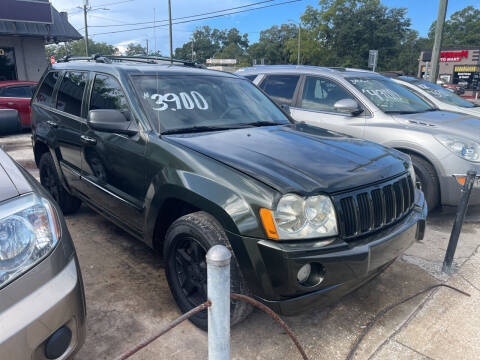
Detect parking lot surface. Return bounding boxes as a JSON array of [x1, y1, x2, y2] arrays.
[[2, 132, 479, 360]]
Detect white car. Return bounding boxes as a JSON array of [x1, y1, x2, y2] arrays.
[[390, 76, 480, 117]]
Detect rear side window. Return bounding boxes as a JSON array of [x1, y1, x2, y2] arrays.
[[260, 75, 300, 106], [1, 86, 31, 98], [56, 71, 88, 117], [244, 75, 257, 81], [89, 74, 129, 112], [35, 72, 60, 106]]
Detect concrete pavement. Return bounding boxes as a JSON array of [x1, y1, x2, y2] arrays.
[[1, 132, 479, 360]]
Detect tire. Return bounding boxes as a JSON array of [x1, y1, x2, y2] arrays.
[[410, 154, 440, 210], [39, 153, 82, 215], [164, 211, 253, 330]]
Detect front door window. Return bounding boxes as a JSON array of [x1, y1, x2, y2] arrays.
[[301, 77, 355, 113]]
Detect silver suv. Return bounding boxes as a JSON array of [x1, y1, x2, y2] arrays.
[[388, 75, 480, 117], [237, 65, 480, 209]]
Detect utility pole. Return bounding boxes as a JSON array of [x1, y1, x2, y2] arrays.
[[153, 8, 156, 55], [191, 38, 194, 62], [430, 0, 448, 84], [83, 0, 89, 56], [146, 39, 149, 55], [168, 0, 173, 63], [297, 23, 301, 65]]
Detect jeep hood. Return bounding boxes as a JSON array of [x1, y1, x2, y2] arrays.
[[393, 110, 480, 140], [166, 124, 409, 194]]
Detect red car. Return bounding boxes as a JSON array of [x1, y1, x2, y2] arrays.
[[0, 81, 37, 128]]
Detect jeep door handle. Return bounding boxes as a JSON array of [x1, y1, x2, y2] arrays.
[[80, 135, 97, 145], [46, 120, 58, 128], [7, 102, 14, 105]]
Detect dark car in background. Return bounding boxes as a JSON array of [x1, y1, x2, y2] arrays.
[[0, 81, 37, 129], [0, 120, 86, 359], [31, 56, 426, 330]]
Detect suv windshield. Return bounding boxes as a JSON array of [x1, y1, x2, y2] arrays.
[[347, 77, 434, 114], [132, 75, 290, 133], [408, 79, 474, 108]]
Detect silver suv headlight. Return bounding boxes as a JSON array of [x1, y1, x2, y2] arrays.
[[260, 194, 338, 240], [0, 194, 60, 288], [435, 134, 480, 163]]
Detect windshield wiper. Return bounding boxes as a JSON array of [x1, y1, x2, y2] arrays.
[[245, 121, 284, 127], [161, 125, 244, 135], [384, 110, 422, 114]]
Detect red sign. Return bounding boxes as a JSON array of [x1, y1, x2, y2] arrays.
[[440, 50, 468, 62], [50, 56, 55, 64]]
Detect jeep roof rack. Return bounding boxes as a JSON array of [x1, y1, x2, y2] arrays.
[[57, 54, 204, 68]]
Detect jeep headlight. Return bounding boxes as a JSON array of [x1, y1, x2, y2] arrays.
[[260, 194, 338, 240], [435, 134, 480, 162], [0, 194, 60, 288]]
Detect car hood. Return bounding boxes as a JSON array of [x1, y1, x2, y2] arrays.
[[166, 124, 409, 194], [392, 110, 480, 140], [0, 149, 32, 202]]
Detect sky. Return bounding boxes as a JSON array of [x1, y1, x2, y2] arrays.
[[50, 0, 480, 55]]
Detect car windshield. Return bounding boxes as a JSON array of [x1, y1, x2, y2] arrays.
[[347, 76, 435, 114], [408, 79, 474, 108], [131, 74, 290, 134]]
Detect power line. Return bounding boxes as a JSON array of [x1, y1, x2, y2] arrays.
[[91, 0, 133, 8], [91, 0, 302, 36], [88, 0, 278, 28]]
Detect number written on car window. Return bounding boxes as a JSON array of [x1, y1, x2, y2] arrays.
[[147, 91, 209, 111]]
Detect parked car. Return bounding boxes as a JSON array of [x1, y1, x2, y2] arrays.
[[386, 75, 480, 117], [237, 65, 480, 209], [441, 83, 464, 95], [0, 108, 22, 134], [0, 129, 86, 359], [31, 56, 426, 330], [0, 81, 37, 128]]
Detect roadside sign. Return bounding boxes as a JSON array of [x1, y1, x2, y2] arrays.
[[368, 50, 378, 72], [206, 58, 237, 65]]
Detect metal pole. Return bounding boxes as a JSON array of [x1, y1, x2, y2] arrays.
[[430, 0, 448, 84], [442, 170, 477, 273], [207, 245, 231, 360], [83, 2, 89, 56], [168, 0, 173, 63], [153, 8, 156, 55], [297, 24, 301, 65]]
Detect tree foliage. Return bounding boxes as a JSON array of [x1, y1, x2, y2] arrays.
[[46, 38, 118, 60], [125, 43, 147, 56], [175, 26, 249, 64], [428, 6, 480, 47]]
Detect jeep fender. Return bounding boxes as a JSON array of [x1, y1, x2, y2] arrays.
[[144, 169, 263, 248]]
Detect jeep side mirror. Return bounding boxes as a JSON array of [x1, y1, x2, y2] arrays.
[[334, 99, 363, 116], [87, 109, 137, 135]]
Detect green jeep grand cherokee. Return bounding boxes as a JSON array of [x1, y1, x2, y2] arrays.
[[31, 56, 427, 329]]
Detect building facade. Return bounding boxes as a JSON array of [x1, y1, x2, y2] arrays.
[[0, 0, 81, 82], [418, 47, 480, 96]]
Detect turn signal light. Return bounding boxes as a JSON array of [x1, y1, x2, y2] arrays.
[[259, 208, 279, 240]]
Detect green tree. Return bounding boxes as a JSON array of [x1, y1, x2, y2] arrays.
[[174, 26, 249, 64], [45, 38, 118, 60], [297, 0, 412, 71], [125, 43, 147, 56], [248, 24, 298, 65], [428, 6, 480, 47]]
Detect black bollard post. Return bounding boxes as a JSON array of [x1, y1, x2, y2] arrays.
[[442, 170, 477, 274]]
